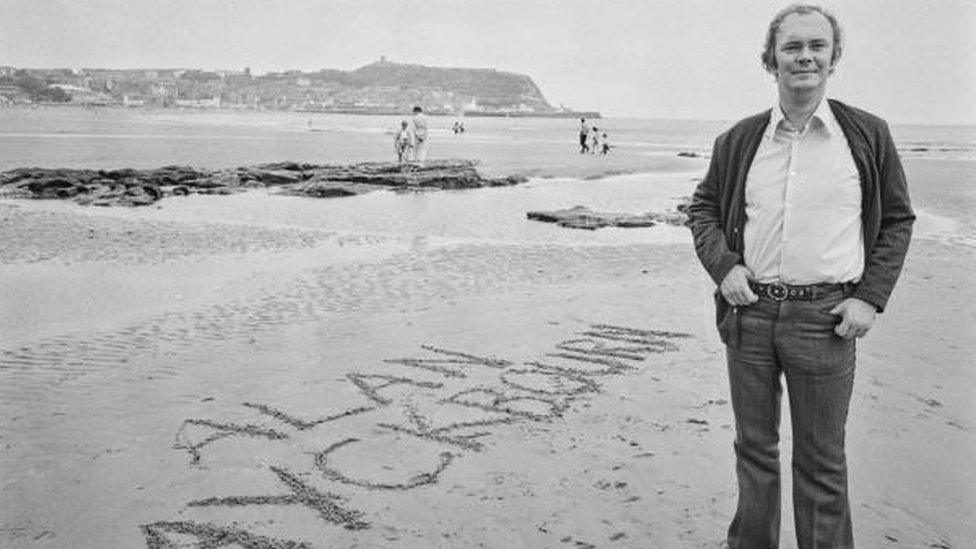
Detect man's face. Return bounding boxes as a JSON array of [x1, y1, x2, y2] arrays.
[[773, 12, 835, 95]]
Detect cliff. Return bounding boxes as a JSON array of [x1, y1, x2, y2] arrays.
[[345, 60, 552, 111]]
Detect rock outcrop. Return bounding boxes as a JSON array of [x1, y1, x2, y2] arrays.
[[0, 160, 527, 207], [526, 205, 689, 230]]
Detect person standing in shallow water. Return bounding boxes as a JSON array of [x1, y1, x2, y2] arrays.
[[686, 4, 914, 548]]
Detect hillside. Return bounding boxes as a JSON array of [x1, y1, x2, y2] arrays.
[[0, 59, 584, 116]]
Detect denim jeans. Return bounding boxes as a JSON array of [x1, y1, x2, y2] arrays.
[[720, 287, 856, 549]]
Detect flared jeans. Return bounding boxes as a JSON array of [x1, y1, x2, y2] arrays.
[[721, 287, 856, 549]]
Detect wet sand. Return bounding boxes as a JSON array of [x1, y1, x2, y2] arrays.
[[1, 156, 973, 548]]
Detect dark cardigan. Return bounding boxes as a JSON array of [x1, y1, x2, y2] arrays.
[[687, 99, 915, 323]]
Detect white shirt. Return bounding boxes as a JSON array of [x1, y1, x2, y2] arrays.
[[743, 99, 864, 285]]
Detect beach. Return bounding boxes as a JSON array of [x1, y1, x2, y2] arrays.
[[1, 107, 974, 548]]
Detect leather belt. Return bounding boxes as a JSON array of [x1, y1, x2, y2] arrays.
[[749, 281, 851, 302]]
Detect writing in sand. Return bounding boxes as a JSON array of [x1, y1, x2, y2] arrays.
[[143, 323, 690, 547]]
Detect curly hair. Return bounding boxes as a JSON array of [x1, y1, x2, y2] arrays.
[[761, 4, 843, 73]]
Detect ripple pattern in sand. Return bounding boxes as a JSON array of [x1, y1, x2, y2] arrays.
[[0, 240, 673, 406], [0, 204, 336, 265]]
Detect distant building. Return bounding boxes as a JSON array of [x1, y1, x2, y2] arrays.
[[122, 95, 147, 107], [151, 82, 177, 98], [176, 96, 220, 108]]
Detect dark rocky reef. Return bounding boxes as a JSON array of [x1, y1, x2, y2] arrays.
[[527, 204, 689, 230], [0, 160, 527, 207]]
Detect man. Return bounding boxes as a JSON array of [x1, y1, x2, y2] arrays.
[[410, 106, 430, 165], [686, 4, 914, 548]]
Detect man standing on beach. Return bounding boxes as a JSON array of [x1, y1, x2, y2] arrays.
[[410, 106, 430, 165], [686, 4, 914, 548]]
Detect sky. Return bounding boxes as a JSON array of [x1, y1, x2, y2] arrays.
[[1, 0, 974, 125]]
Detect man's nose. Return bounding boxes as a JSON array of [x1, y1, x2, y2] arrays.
[[797, 46, 814, 63]]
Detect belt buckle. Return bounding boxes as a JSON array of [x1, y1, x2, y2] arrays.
[[767, 282, 788, 301]]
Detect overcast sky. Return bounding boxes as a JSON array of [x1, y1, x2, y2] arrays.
[[2, 0, 974, 124]]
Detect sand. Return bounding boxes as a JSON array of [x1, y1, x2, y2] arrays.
[[1, 154, 973, 548]]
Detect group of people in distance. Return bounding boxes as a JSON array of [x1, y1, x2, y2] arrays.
[[393, 106, 430, 165], [578, 118, 612, 155], [395, 109, 613, 165]]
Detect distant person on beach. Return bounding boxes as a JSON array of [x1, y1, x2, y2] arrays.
[[394, 120, 413, 164], [589, 126, 600, 155], [410, 106, 430, 164], [579, 118, 591, 153], [686, 5, 914, 549], [599, 131, 611, 155]]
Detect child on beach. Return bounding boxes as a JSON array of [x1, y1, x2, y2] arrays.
[[600, 132, 612, 155], [394, 120, 413, 164]]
